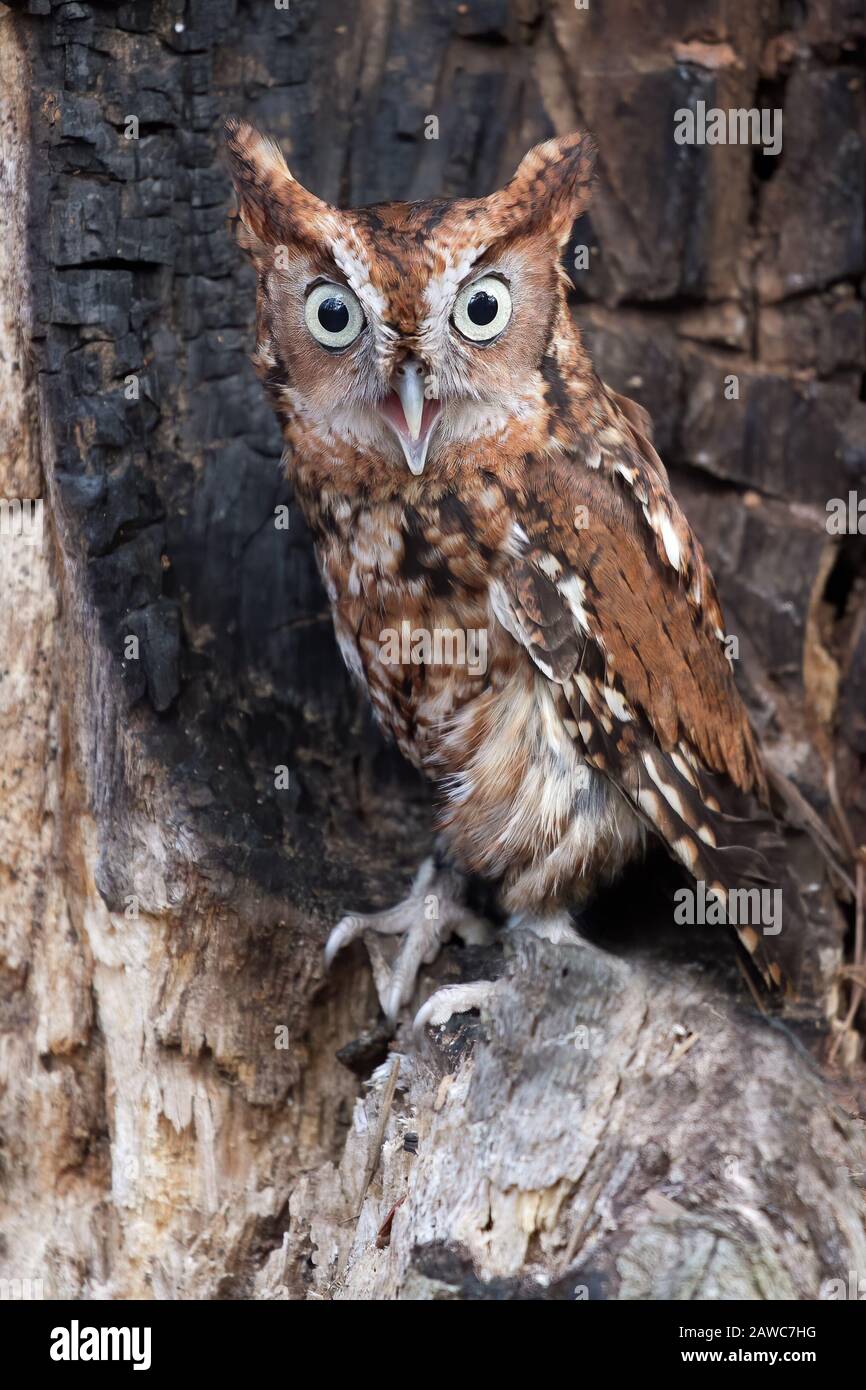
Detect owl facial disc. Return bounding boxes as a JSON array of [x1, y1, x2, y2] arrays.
[[379, 355, 442, 475]]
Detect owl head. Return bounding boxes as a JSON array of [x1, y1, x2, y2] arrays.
[[225, 118, 595, 478]]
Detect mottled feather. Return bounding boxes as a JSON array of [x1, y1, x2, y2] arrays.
[[225, 117, 810, 995]]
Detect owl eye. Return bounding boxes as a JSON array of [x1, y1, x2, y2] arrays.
[[305, 282, 365, 350], [452, 275, 512, 343]]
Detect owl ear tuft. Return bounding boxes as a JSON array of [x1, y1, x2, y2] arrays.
[[223, 116, 338, 251], [488, 131, 596, 248]]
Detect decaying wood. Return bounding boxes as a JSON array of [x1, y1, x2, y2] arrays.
[[315, 935, 866, 1301], [1, 1, 864, 1302]]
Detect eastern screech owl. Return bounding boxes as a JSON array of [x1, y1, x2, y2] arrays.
[[225, 117, 805, 1028]]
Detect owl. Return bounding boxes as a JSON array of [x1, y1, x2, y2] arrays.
[[225, 116, 811, 1029]]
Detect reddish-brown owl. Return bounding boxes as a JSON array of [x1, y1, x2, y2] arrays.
[[225, 117, 812, 1028]]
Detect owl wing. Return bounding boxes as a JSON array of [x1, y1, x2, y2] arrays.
[[493, 397, 801, 991]]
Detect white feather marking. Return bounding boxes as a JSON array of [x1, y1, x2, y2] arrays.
[[536, 552, 562, 581], [559, 574, 591, 633], [330, 232, 389, 321], [489, 581, 526, 648], [538, 683, 574, 760], [641, 753, 686, 819], [602, 686, 632, 722], [638, 788, 662, 824], [419, 247, 485, 336], [672, 836, 699, 868], [670, 749, 698, 787], [533, 655, 556, 681], [656, 511, 682, 571]]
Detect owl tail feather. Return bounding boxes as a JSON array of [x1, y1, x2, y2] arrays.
[[559, 682, 811, 996], [626, 747, 806, 996]]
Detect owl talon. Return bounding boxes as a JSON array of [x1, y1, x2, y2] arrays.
[[382, 910, 451, 1026], [324, 907, 413, 970], [324, 856, 492, 1026], [412, 981, 498, 1037]]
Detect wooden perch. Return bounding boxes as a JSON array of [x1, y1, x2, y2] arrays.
[[305, 935, 866, 1300]]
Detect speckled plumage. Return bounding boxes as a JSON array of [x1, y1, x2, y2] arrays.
[[226, 117, 802, 993]]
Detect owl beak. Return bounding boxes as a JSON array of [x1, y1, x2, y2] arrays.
[[379, 356, 441, 475]]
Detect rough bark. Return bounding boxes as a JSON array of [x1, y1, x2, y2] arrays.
[[315, 935, 866, 1301], [1, 0, 864, 1301]]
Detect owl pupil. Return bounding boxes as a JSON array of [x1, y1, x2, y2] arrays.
[[467, 291, 498, 326], [318, 297, 349, 333]]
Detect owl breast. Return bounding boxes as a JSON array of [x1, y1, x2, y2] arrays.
[[306, 490, 644, 911], [311, 495, 500, 765]]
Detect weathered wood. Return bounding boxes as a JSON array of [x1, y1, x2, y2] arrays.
[[320, 934, 866, 1301], [0, 0, 864, 1301]]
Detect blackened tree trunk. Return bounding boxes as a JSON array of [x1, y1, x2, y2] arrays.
[[1, 0, 864, 1301]]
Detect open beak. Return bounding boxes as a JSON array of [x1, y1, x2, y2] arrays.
[[378, 356, 442, 476]]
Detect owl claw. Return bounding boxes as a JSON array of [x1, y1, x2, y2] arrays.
[[323, 856, 492, 1027], [324, 908, 411, 970], [381, 908, 456, 1025], [412, 981, 498, 1037]]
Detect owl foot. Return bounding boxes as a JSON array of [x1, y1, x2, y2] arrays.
[[412, 980, 499, 1037], [411, 913, 582, 1037], [324, 856, 492, 1026]]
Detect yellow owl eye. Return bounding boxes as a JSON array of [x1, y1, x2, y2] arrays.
[[452, 275, 512, 343], [304, 282, 365, 350]]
